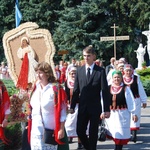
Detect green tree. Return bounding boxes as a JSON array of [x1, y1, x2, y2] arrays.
[[0, 0, 15, 62], [53, 0, 150, 66], [108, 0, 150, 65], [21, 0, 63, 31], [0, 0, 149, 67], [0, 0, 63, 62], [53, 0, 111, 62]]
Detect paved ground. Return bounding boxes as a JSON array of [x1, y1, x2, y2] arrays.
[[69, 100, 150, 150]]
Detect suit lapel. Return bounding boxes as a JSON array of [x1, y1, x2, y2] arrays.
[[81, 65, 87, 84]]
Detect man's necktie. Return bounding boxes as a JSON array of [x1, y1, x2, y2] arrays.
[[87, 67, 91, 81]]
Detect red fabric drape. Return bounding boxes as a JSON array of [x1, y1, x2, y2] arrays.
[[53, 85, 67, 145], [27, 84, 36, 144], [27, 118, 32, 144], [0, 81, 10, 144], [16, 53, 29, 90]]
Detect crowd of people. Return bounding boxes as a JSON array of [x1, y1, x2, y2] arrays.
[[55, 47, 147, 150], [0, 45, 148, 150]]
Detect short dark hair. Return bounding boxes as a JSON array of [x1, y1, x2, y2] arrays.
[[83, 45, 96, 55]]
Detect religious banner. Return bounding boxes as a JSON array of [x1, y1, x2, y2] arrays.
[[3, 22, 56, 86], [3, 22, 56, 123]]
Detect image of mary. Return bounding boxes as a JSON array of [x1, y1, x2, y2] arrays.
[[16, 37, 38, 90]]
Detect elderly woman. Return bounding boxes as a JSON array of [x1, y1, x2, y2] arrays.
[[17, 37, 38, 90], [28, 62, 67, 150], [103, 70, 137, 150], [123, 64, 147, 143]]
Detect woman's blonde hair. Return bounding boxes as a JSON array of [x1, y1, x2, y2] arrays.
[[35, 62, 56, 82]]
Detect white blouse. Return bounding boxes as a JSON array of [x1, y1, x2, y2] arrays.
[[30, 82, 66, 135]]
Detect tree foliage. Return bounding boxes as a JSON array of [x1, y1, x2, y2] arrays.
[[53, 1, 110, 60], [0, 0, 149, 67]]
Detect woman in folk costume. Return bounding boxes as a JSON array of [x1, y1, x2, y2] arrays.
[[123, 64, 147, 143], [64, 66, 83, 149], [0, 80, 11, 150], [103, 70, 138, 150], [28, 62, 68, 150], [16, 37, 38, 90]]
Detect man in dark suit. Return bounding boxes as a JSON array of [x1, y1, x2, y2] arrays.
[[105, 57, 115, 75], [69, 45, 111, 150]]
